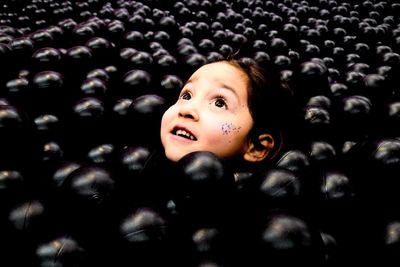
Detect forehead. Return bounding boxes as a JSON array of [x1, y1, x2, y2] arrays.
[[189, 61, 249, 84]]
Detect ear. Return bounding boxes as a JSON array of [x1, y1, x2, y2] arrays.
[[243, 133, 275, 162]]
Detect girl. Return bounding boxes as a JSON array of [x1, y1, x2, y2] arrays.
[[160, 58, 294, 172]]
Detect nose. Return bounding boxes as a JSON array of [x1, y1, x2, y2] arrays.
[[178, 100, 199, 120]]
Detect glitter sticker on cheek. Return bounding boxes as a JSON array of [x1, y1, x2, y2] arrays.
[[221, 123, 241, 135]]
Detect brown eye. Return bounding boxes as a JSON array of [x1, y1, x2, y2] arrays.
[[181, 91, 191, 100], [214, 98, 227, 108]]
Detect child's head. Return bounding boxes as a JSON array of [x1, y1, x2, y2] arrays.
[[160, 58, 290, 170]]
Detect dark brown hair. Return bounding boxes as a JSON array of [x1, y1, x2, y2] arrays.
[[223, 57, 295, 165]]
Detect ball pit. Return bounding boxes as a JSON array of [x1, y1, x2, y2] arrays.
[[1, 0, 400, 266]]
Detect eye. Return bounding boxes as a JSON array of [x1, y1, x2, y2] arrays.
[[214, 97, 227, 109], [180, 91, 191, 100]]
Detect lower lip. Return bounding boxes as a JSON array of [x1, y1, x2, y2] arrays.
[[170, 134, 196, 143]]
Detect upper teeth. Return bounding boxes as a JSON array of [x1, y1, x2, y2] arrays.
[[176, 129, 195, 140]]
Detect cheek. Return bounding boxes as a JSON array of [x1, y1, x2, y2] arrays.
[[160, 107, 175, 133], [202, 121, 243, 146], [216, 113, 253, 144], [220, 122, 242, 136]]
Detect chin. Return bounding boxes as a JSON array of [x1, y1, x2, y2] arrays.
[[164, 150, 184, 162]]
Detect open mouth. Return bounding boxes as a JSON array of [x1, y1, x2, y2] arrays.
[[172, 127, 197, 141]]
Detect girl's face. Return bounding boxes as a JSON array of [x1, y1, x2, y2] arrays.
[[160, 61, 254, 162]]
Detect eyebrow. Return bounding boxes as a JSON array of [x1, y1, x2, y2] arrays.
[[185, 76, 240, 97]]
